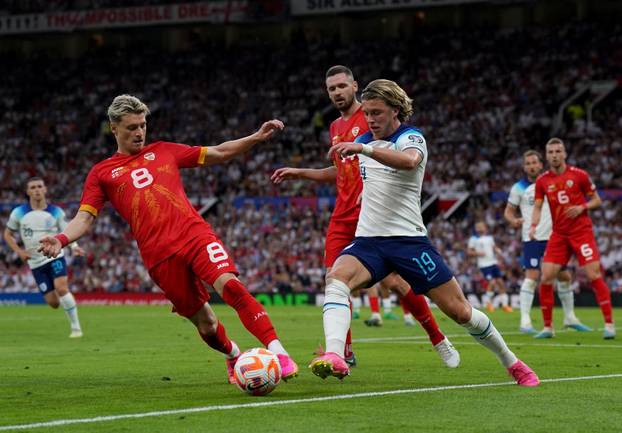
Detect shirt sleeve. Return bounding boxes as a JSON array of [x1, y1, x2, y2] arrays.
[[162, 142, 208, 168], [507, 184, 521, 206], [397, 131, 427, 160], [6, 208, 20, 232], [578, 170, 597, 196], [79, 168, 107, 217], [534, 178, 545, 201]]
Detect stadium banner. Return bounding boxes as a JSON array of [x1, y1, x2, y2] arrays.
[[0, 1, 248, 35], [290, 0, 483, 15]]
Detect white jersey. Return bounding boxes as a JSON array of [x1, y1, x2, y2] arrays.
[[354, 125, 427, 237], [6, 204, 68, 269], [507, 178, 552, 242], [467, 234, 498, 268]]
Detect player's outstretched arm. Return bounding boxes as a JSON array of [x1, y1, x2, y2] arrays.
[[328, 142, 421, 170], [271, 166, 337, 184], [3, 228, 31, 261], [38, 211, 95, 258], [203, 119, 284, 165]]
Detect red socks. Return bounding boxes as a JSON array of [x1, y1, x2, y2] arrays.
[[400, 299, 409, 314], [199, 321, 233, 355], [369, 296, 380, 314], [401, 291, 444, 345], [222, 279, 278, 346], [591, 278, 613, 323], [539, 283, 555, 327]]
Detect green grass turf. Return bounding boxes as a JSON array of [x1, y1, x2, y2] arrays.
[[0, 305, 620, 433]]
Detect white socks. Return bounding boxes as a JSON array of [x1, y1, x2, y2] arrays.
[[228, 341, 241, 359], [382, 297, 393, 313], [323, 278, 351, 356], [519, 278, 537, 328], [351, 295, 362, 313], [59, 292, 81, 332], [498, 293, 509, 308], [557, 280, 577, 323], [267, 340, 287, 356], [462, 307, 518, 368], [482, 291, 494, 306]]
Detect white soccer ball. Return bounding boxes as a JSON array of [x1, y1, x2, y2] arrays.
[[234, 348, 282, 396]]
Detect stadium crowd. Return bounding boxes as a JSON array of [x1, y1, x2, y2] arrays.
[[1, 21, 621, 295]]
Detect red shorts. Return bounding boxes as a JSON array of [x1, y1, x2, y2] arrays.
[[148, 233, 238, 318], [324, 220, 357, 268], [543, 230, 600, 267]]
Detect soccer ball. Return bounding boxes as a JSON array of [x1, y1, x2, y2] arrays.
[[233, 348, 282, 396]]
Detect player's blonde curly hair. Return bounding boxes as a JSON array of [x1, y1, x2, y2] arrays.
[[361, 79, 413, 122], [107, 94, 150, 123]]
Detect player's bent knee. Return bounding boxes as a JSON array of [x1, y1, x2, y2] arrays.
[[454, 303, 473, 324], [324, 278, 351, 306]]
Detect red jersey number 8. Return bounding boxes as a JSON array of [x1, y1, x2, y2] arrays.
[[131, 168, 154, 189], [207, 242, 229, 263]]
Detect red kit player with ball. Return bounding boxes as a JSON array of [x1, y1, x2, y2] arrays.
[[39, 94, 299, 382]]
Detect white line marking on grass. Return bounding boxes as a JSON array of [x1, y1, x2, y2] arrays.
[[353, 328, 621, 344], [1, 373, 621, 432], [354, 335, 622, 349]]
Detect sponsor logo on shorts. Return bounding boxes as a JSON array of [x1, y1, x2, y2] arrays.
[[216, 262, 230, 269], [38, 283, 47, 292]]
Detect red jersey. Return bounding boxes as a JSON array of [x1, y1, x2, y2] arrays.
[[534, 165, 596, 235], [329, 106, 368, 224], [79, 141, 210, 269]]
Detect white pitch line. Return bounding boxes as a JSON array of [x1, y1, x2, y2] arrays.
[[363, 340, 622, 349], [353, 327, 621, 343], [1, 373, 621, 432]]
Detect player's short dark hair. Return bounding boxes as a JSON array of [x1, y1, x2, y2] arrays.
[[325, 65, 354, 80], [25, 176, 45, 188], [523, 150, 543, 163]]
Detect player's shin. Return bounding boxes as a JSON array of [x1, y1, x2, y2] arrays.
[[519, 279, 537, 328], [556, 280, 578, 323], [222, 279, 279, 347], [323, 278, 352, 357], [199, 321, 235, 356], [401, 291, 444, 345], [59, 292, 81, 333], [462, 307, 518, 368], [539, 284, 555, 327], [591, 278, 614, 324]]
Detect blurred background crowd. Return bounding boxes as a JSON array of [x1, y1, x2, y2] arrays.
[[1, 7, 621, 296]]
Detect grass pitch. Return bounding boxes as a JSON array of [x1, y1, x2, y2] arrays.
[[1, 304, 620, 433]]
